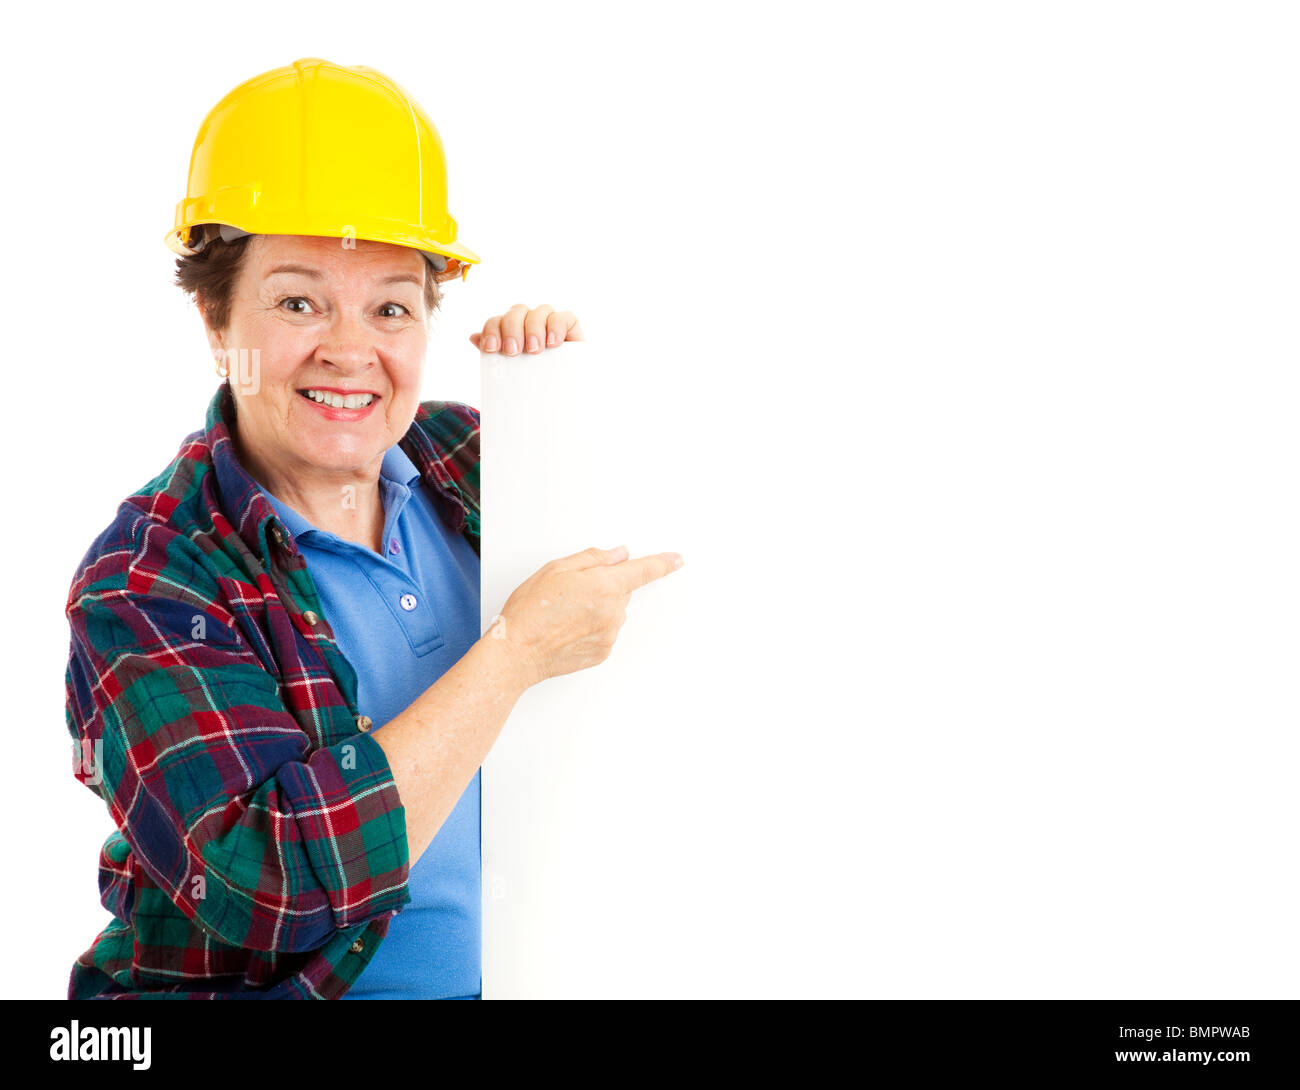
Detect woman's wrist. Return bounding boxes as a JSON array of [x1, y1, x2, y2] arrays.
[[475, 620, 540, 697]]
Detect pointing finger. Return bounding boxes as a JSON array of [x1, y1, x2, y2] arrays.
[[612, 552, 684, 595]]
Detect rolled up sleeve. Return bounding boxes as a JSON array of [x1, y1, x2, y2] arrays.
[[65, 585, 412, 954]]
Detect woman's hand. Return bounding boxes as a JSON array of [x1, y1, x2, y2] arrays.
[[488, 545, 683, 688], [469, 303, 584, 355]]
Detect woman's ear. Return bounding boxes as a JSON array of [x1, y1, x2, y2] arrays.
[[199, 302, 229, 378]]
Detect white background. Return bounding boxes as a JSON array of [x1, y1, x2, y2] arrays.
[[2, 0, 1298, 998]]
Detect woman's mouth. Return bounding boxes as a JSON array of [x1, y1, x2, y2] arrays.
[[297, 388, 381, 419]]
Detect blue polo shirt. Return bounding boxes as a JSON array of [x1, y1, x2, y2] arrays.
[[259, 443, 482, 1000]]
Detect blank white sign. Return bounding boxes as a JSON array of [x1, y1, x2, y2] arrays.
[[478, 343, 711, 998], [478, 343, 892, 999]]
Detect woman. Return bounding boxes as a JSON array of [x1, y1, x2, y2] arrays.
[[63, 57, 681, 999]]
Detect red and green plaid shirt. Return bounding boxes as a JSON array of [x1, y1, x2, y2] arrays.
[[64, 383, 481, 999]]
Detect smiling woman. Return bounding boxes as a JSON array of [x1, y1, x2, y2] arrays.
[[194, 234, 437, 557], [62, 56, 680, 1001]]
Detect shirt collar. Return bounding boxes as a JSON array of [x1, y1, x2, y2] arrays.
[[380, 442, 422, 489], [204, 383, 463, 564]]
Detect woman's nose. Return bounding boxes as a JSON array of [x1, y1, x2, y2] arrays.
[[318, 313, 379, 371]]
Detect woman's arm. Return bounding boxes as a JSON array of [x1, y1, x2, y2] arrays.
[[66, 536, 677, 953], [371, 634, 530, 864], [372, 543, 682, 863]]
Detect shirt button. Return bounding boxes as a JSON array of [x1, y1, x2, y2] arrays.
[[399, 594, 418, 612], [388, 539, 401, 555], [350, 938, 365, 954], [270, 525, 285, 545], [355, 715, 372, 733], [303, 610, 319, 626]]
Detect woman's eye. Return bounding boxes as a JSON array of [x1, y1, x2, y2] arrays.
[[379, 302, 411, 318], [279, 296, 314, 314]]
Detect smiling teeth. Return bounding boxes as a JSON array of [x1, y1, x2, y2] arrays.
[[305, 390, 375, 409]]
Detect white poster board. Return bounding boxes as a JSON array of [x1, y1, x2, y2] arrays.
[[478, 342, 707, 998], [480, 343, 884, 998]]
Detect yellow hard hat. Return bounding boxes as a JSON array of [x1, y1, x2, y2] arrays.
[[166, 57, 478, 282]]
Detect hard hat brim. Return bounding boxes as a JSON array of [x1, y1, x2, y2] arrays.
[[166, 217, 479, 269]]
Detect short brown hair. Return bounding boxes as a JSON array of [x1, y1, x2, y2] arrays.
[[174, 232, 445, 335]]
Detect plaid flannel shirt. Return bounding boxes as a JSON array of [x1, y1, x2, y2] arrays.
[[64, 383, 481, 999]]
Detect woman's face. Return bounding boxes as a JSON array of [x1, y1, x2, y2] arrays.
[[204, 233, 429, 486]]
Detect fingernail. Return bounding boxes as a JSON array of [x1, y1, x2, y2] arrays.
[[483, 335, 498, 352], [505, 337, 518, 355], [526, 334, 540, 353], [672, 555, 684, 569], [546, 330, 558, 346]]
